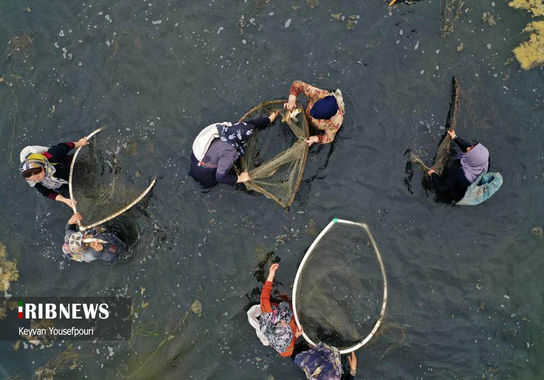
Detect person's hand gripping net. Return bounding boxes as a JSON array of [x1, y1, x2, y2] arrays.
[[237, 111, 279, 184]]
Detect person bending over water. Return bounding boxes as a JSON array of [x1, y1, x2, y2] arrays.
[[427, 130, 489, 203], [190, 111, 279, 188], [294, 342, 359, 380], [259, 263, 303, 357], [19, 137, 89, 208], [62, 213, 126, 263], [284, 80, 345, 146]]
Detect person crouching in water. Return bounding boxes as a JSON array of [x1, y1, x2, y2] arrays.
[[189, 111, 278, 188], [19, 137, 89, 208], [259, 263, 303, 357], [62, 213, 126, 263], [427, 129, 490, 203], [294, 343, 358, 380], [284, 80, 345, 146]]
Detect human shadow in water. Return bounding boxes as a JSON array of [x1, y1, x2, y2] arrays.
[[244, 251, 291, 311]]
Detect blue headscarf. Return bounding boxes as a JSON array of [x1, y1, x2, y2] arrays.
[[216, 122, 254, 156], [310, 96, 338, 120]]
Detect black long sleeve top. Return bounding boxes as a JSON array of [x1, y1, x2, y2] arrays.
[[429, 137, 472, 203], [33, 142, 75, 199]]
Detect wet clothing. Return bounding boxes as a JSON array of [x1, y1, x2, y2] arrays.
[[259, 301, 294, 354], [21, 142, 76, 200], [289, 80, 345, 144], [295, 343, 344, 380], [457, 143, 489, 182], [260, 280, 298, 357], [216, 120, 257, 155], [189, 117, 270, 188], [63, 222, 126, 262], [292, 341, 356, 380], [429, 137, 483, 203]]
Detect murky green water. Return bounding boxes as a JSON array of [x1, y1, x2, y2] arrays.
[[1, 0, 544, 378]]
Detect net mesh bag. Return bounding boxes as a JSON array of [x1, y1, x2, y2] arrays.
[[237, 99, 309, 209], [70, 127, 155, 230], [411, 76, 460, 176], [293, 220, 387, 353]]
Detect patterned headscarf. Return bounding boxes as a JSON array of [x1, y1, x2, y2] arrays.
[[259, 301, 294, 353], [19, 153, 68, 189], [62, 229, 107, 258], [216, 122, 255, 156], [294, 343, 343, 380]]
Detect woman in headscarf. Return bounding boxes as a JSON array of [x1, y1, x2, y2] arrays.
[[284, 80, 345, 146], [19, 137, 89, 208], [62, 212, 126, 263], [427, 130, 490, 203], [259, 263, 303, 357], [294, 343, 358, 380], [189, 111, 278, 188]]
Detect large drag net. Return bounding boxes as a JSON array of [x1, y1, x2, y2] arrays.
[[69, 127, 156, 231], [237, 100, 309, 209], [293, 219, 388, 354], [410, 76, 460, 176]]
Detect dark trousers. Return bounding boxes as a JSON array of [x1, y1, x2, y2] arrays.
[[189, 153, 218, 188]]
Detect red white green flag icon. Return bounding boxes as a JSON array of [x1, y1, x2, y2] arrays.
[[18, 301, 23, 319]]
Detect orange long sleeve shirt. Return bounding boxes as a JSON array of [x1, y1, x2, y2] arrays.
[[260, 280, 297, 357]]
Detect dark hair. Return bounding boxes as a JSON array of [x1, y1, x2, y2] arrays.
[[21, 167, 43, 178]]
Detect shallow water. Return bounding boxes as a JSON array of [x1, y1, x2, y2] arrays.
[[1, 0, 544, 378]]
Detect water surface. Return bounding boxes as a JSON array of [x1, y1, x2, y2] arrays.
[[1, 0, 543, 378]]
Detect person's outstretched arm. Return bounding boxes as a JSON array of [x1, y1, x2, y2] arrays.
[[448, 130, 471, 152], [215, 149, 240, 185], [260, 263, 279, 313], [44, 137, 88, 163], [35, 183, 76, 208], [65, 213, 82, 234], [35, 183, 60, 200], [285, 81, 329, 110]]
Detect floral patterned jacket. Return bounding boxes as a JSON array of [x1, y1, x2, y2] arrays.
[[289, 80, 345, 144]]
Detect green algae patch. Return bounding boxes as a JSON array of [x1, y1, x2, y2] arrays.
[[513, 21, 544, 70], [0, 242, 19, 294], [508, 0, 544, 17], [190, 300, 202, 317], [34, 349, 81, 380], [8, 34, 33, 59], [440, 0, 465, 38]]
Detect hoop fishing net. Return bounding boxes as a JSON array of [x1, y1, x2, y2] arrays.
[[410, 76, 460, 177], [237, 99, 309, 209], [70, 127, 155, 230], [293, 220, 387, 353]]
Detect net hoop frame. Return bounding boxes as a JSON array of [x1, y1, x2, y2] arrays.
[[68, 127, 157, 231], [237, 99, 309, 209], [292, 218, 388, 354]]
